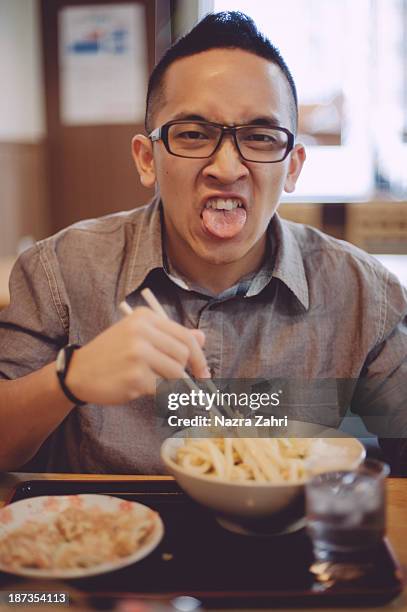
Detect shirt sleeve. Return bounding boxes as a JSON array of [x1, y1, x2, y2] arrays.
[[0, 242, 68, 380], [351, 270, 407, 473]]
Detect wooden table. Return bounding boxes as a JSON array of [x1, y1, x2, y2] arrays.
[[0, 473, 406, 611], [0, 257, 15, 310]]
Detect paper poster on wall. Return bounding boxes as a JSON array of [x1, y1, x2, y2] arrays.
[[59, 3, 147, 125]]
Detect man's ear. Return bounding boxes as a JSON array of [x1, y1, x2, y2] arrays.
[[284, 143, 306, 193], [132, 134, 156, 188]]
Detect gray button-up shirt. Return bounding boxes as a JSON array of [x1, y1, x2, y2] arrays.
[[1, 197, 407, 473]]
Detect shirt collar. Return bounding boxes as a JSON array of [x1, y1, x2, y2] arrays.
[[124, 195, 164, 298], [271, 213, 310, 310], [123, 197, 309, 310]]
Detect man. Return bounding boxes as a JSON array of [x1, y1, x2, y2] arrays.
[[0, 12, 406, 473]]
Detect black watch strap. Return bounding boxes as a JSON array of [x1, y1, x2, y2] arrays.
[[56, 344, 86, 406]]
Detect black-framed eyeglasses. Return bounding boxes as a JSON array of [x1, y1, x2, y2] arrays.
[[148, 120, 295, 163]]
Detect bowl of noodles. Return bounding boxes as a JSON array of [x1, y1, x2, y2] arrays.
[[161, 426, 365, 534]]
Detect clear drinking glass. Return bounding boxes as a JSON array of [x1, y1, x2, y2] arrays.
[[305, 459, 390, 564]]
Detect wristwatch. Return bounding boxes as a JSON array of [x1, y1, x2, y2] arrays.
[[56, 344, 86, 406]]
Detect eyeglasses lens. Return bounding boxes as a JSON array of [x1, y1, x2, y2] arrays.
[[167, 122, 288, 162]]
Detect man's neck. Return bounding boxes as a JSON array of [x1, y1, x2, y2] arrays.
[[165, 235, 268, 295]]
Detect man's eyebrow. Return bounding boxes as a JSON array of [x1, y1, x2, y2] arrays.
[[168, 113, 284, 127], [248, 116, 283, 127], [170, 113, 208, 122]]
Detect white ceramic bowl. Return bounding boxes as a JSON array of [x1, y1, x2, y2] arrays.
[[161, 425, 366, 532]]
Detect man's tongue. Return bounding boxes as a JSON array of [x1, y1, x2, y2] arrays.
[[202, 207, 247, 238]]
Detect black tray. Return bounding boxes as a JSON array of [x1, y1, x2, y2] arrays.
[[0, 479, 404, 608]]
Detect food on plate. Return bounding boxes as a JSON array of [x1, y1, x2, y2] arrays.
[[0, 505, 157, 570], [173, 437, 349, 483]]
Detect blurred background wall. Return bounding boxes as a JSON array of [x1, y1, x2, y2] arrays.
[[0, 0, 168, 259], [0, 0, 48, 257]]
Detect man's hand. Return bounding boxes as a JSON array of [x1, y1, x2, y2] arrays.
[[66, 307, 209, 404]]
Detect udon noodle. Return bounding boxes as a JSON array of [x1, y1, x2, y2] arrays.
[[174, 438, 317, 483]]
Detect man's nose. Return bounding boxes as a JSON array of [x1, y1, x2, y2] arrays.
[[202, 135, 249, 183]]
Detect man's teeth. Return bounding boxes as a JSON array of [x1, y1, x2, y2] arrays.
[[205, 198, 244, 211]]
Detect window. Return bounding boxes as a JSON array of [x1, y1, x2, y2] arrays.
[[211, 0, 407, 202], [373, 0, 407, 198]]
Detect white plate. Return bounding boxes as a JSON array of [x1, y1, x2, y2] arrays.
[[0, 494, 164, 579]]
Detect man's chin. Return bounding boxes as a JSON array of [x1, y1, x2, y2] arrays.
[[198, 246, 249, 267]]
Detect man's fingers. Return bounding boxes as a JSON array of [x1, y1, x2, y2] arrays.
[[189, 332, 210, 378], [141, 342, 188, 381], [191, 329, 205, 347], [153, 318, 209, 378], [143, 327, 191, 368], [126, 308, 209, 380]]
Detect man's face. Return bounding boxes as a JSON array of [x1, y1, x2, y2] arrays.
[[134, 48, 305, 267]]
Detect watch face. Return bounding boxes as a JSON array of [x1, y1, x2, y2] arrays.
[[56, 348, 66, 373]]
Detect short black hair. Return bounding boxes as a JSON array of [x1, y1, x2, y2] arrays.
[[145, 11, 298, 134]]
